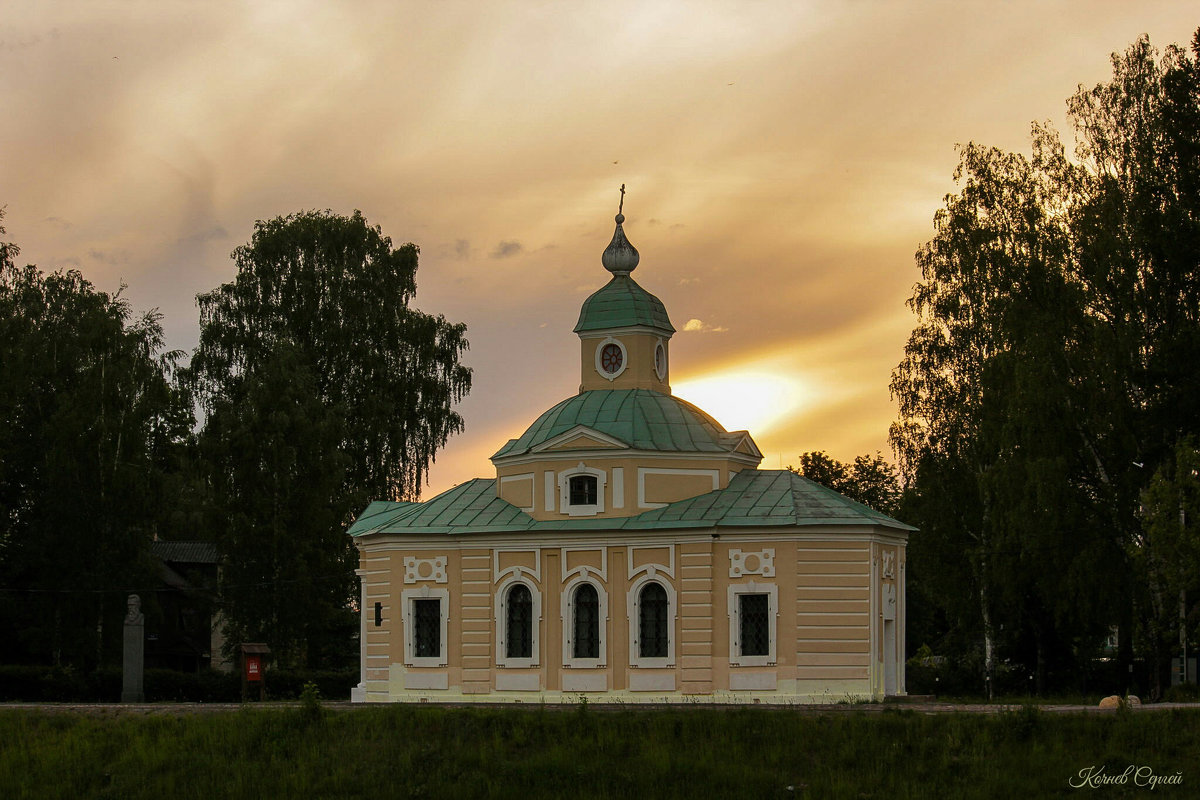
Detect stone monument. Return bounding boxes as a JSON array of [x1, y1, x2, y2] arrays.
[[121, 593, 145, 703]]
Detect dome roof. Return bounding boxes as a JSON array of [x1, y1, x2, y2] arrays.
[[574, 275, 675, 335], [492, 389, 730, 459]]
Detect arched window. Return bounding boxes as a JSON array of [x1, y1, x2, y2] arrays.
[[573, 583, 600, 659], [638, 582, 669, 658], [506, 583, 533, 659]]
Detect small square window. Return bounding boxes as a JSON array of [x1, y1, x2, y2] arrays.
[[739, 594, 770, 657], [569, 475, 597, 506], [413, 598, 441, 658], [728, 583, 777, 667]]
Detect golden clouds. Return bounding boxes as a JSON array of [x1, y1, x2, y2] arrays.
[[2, 1, 1198, 496]]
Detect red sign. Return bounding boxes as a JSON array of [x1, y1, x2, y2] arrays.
[[245, 655, 262, 682]]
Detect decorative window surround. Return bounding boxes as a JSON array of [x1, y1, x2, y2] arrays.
[[728, 548, 775, 578], [627, 545, 674, 581], [558, 463, 607, 516], [594, 336, 628, 380], [495, 576, 541, 668], [562, 576, 608, 668], [402, 586, 449, 667], [727, 581, 778, 667], [628, 575, 677, 668], [404, 556, 448, 584], [492, 548, 541, 585], [560, 547, 608, 583], [654, 339, 668, 381]]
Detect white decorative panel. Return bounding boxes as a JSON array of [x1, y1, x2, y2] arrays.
[[628, 671, 675, 692], [730, 672, 777, 691], [404, 671, 448, 690], [882, 550, 896, 579], [728, 548, 775, 578], [883, 583, 897, 621], [562, 672, 608, 692], [404, 556, 448, 584], [495, 673, 541, 692]]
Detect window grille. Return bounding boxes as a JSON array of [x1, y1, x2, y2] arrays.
[[506, 584, 533, 659], [569, 475, 597, 506], [739, 593, 769, 657], [413, 598, 441, 658], [573, 583, 600, 659], [639, 582, 669, 658]]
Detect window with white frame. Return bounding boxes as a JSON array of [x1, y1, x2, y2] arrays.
[[495, 578, 541, 668], [506, 584, 533, 659], [558, 464, 606, 516], [402, 587, 449, 667], [562, 579, 607, 668], [628, 578, 676, 667], [727, 582, 778, 667]]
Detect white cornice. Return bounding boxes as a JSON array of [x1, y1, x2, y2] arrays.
[[578, 326, 674, 339], [492, 447, 763, 468], [355, 526, 910, 553]]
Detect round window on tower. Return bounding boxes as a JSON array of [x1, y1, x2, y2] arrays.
[[594, 337, 627, 380], [654, 341, 667, 380], [601, 343, 623, 373]]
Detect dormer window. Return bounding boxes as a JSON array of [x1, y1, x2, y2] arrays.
[[569, 475, 597, 506], [558, 464, 606, 516]]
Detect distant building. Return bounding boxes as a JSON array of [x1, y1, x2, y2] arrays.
[[148, 541, 227, 672], [348, 205, 912, 703]]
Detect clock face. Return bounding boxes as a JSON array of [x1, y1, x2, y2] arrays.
[[601, 343, 623, 373]]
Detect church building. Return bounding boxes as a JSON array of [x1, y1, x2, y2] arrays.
[[348, 201, 913, 703]]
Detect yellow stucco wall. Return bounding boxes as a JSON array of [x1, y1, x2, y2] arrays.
[[495, 457, 752, 521], [579, 331, 671, 393], [354, 530, 906, 704]]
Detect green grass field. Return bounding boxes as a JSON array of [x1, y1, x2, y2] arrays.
[[2, 703, 1196, 799]]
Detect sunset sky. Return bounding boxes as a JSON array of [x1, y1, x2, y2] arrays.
[[2, 2, 1196, 498]]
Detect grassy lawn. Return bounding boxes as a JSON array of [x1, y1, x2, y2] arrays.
[[2, 703, 1196, 799]]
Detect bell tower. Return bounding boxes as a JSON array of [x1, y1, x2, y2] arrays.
[[574, 186, 675, 394]]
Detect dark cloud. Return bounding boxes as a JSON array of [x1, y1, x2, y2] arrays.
[[0, 27, 57, 52], [42, 216, 72, 230], [87, 249, 129, 266], [175, 226, 228, 247], [490, 240, 523, 259], [455, 239, 471, 259]]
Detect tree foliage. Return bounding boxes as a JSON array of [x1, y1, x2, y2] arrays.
[[892, 31, 1200, 695], [789, 451, 900, 516], [0, 211, 191, 667], [188, 210, 471, 667]]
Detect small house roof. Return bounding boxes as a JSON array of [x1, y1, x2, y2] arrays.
[[348, 469, 915, 537], [151, 541, 221, 564]]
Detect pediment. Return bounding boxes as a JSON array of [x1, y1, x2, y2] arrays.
[[533, 425, 629, 453], [721, 431, 763, 459]]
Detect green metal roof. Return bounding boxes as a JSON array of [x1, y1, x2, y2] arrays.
[[348, 470, 916, 537], [492, 389, 733, 459], [574, 275, 675, 334]]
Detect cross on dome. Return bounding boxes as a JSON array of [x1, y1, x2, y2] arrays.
[[602, 184, 640, 275]]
